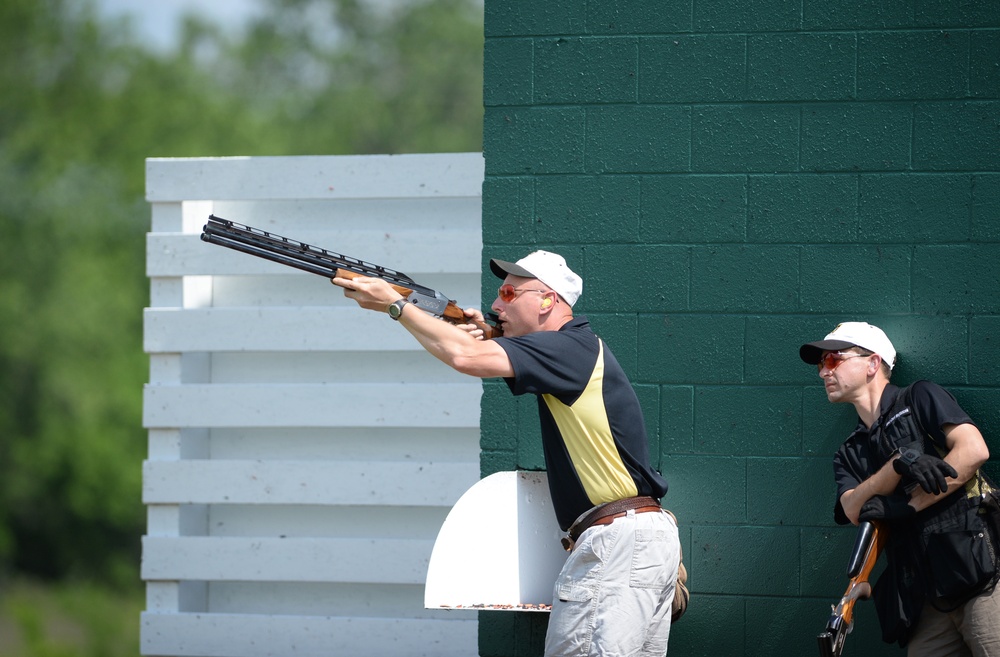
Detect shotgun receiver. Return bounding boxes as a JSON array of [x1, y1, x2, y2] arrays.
[[201, 215, 502, 339], [817, 521, 886, 657]]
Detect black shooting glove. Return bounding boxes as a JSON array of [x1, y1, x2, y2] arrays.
[[859, 494, 916, 522], [891, 446, 958, 495]]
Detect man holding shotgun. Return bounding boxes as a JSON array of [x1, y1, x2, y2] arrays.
[[335, 250, 680, 657], [800, 322, 1000, 655]]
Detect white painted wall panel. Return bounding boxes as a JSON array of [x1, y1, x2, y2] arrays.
[[143, 307, 419, 352], [142, 460, 477, 506], [142, 536, 432, 583], [142, 154, 484, 657], [145, 153, 485, 202], [141, 612, 478, 657], [147, 227, 482, 277], [143, 383, 481, 427], [205, 506, 451, 539], [205, 427, 479, 462]]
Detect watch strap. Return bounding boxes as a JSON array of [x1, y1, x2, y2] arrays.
[[898, 446, 922, 465]]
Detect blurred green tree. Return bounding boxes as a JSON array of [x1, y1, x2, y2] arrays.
[[0, 0, 483, 588]]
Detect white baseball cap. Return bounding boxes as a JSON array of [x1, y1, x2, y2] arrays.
[[490, 250, 583, 307], [799, 322, 897, 370]]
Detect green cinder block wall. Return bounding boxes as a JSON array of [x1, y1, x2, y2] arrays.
[[479, 2, 1000, 656]]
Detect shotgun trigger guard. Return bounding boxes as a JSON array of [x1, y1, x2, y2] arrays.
[[405, 291, 449, 316]]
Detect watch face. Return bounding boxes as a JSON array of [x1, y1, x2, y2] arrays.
[[389, 300, 405, 319]]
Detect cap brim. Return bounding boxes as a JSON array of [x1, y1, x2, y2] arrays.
[[799, 340, 857, 364], [490, 258, 534, 280]]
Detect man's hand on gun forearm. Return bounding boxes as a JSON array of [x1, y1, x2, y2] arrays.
[[332, 275, 402, 313]]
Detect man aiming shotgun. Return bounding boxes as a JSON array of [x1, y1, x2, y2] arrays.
[[202, 216, 684, 656], [335, 248, 682, 657]]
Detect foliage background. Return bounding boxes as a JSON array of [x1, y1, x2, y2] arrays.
[[0, 0, 483, 653]]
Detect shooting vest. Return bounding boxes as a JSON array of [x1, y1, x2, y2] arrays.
[[871, 383, 1000, 646]]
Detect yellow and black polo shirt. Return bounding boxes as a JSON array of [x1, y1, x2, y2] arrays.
[[496, 316, 669, 530]]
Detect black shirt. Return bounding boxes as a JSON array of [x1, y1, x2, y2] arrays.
[[832, 380, 976, 524]]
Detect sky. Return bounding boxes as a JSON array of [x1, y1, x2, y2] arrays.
[[93, 0, 266, 51]]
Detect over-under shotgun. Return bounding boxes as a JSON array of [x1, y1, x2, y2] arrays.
[[817, 520, 886, 657], [201, 215, 502, 338]]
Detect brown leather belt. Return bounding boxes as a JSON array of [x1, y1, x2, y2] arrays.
[[561, 496, 662, 551]]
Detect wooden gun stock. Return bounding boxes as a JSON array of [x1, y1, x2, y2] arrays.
[[817, 521, 886, 657]]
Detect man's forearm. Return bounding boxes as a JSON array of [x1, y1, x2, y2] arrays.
[[397, 302, 485, 365], [334, 273, 510, 377], [907, 424, 989, 512], [394, 301, 514, 379], [840, 461, 904, 525]]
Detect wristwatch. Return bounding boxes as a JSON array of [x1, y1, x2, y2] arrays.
[[893, 446, 922, 469], [387, 299, 409, 321]]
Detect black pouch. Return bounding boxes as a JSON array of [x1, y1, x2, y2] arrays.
[[921, 493, 998, 612]]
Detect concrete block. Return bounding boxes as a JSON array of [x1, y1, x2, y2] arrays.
[[748, 174, 858, 242], [858, 31, 968, 99], [586, 244, 688, 313], [801, 103, 911, 171], [485, 38, 534, 106], [638, 314, 745, 384], [694, 387, 802, 455], [800, 245, 911, 314], [534, 175, 640, 243], [642, 174, 747, 243], [748, 33, 856, 101], [640, 35, 746, 103], [690, 245, 800, 312], [693, 105, 800, 173], [913, 101, 1000, 171], [484, 107, 586, 175], [535, 37, 638, 104], [587, 105, 691, 173]]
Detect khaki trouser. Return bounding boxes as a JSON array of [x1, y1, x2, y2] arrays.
[[907, 583, 1000, 657], [545, 509, 680, 657]]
